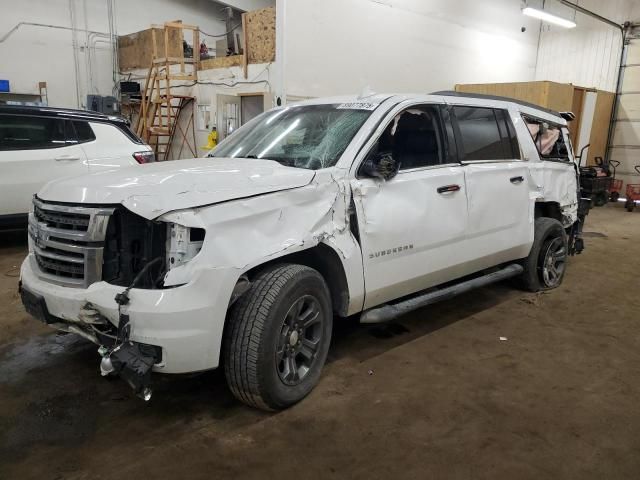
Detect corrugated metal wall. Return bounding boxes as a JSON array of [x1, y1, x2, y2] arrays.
[[534, 0, 633, 91], [610, 31, 640, 200]]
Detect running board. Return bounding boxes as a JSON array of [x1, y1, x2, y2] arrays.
[[360, 263, 524, 324]]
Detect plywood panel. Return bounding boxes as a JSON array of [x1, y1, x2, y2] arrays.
[[544, 82, 575, 112], [455, 81, 574, 111], [245, 6, 276, 64], [199, 55, 244, 70], [456, 82, 546, 107], [118, 27, 182, 71], [569, 88, 585, 146]]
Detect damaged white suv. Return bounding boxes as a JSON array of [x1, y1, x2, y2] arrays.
[[20, 93, 586, 410]]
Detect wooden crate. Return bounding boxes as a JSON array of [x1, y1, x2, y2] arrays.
[[455, 81, 574, 112], [118, 27, 182, 71]]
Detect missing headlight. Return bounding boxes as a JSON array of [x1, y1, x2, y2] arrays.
[[166, 223, 205, 270]]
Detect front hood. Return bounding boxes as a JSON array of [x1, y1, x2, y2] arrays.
[[38, 157, 316, 219]]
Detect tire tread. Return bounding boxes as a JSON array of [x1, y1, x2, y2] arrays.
[[223, 264, 318, 410]]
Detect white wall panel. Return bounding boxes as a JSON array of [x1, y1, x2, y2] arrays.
[[279, 0, 541, 100], [535, 0, 634, 91]]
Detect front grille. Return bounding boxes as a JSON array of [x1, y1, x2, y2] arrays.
[[34, 204, 90, 231], [29, 198, 114, 288]]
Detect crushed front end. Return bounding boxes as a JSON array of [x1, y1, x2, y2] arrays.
[[20, 197, 230, 400]]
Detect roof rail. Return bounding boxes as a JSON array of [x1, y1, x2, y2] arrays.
[[431, 90, 565, 118]]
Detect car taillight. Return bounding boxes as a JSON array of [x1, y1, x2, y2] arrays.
[[133, 151, 155, 164]]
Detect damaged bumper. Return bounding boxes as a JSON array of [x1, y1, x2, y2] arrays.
[[19, 254, 237, 377]]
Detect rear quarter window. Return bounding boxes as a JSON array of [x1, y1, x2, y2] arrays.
[[523, 115, 570, 162], [73, 121, 96, 143]]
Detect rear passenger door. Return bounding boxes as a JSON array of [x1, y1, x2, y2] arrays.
[[450, 104, 533, 265], [0, 115, 89, 216]]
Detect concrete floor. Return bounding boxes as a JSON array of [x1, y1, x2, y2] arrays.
[[1, 205, 639, 479]]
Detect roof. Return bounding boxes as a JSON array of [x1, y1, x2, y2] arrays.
[[0, 105, 130, 125], [289, 92, 567, 120]]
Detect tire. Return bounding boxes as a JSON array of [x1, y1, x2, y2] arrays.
[[519, 217, 568, 292], [593, 191, 608, 207], [223, 263, 333, 411], [610, 191, 620, 203], [626, 200, 635, 212]]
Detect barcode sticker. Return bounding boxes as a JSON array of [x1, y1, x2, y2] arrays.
[[336, 102, 379, 111]]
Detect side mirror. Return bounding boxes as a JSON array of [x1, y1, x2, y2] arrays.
[[361, 152, 400, 181]]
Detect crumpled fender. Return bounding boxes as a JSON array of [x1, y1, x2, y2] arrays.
[[158, 169, 365, 314]]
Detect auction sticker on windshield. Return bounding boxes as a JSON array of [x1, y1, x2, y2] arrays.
[[336, 102, 379, 110]]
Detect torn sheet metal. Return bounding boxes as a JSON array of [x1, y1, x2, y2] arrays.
[[159, 169, 365, 313]]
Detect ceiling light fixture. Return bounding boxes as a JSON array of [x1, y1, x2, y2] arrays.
[[522, 6, 577, 28]]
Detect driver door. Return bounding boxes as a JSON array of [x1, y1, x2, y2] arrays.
[[351, 103, 469, 309]]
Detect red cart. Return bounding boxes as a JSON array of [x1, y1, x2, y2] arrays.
[[624, 166, 640, 212]]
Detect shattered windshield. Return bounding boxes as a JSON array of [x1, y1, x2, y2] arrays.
[[209, 104, 374, 169]]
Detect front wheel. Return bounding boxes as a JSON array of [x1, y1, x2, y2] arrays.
[[519, 217, 568, 292], [626, 200, 635, 212], [223, 264, 333, 410], [610, 191, 620, 203]]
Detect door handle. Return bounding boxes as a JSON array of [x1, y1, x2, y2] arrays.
[[510, 176, 524, 184], [437, 184, 461, 194], [55, 155, 81, 161]]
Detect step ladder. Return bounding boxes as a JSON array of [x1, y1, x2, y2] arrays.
[[134, 21, 199, 161]]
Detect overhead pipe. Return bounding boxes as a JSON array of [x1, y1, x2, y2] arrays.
[[557, 0, 623, 33], [0, 22, 107, 43]]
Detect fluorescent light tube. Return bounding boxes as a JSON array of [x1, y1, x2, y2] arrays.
[[522, 7, 577, 28]]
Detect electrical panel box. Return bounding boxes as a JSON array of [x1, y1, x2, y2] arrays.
[[86, 94, 119, 114]]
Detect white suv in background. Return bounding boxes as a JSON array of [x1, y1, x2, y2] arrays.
[[0, 106, 154, 229]]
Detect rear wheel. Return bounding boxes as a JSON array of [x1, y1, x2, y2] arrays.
[[519, 217, 568, 292], [223, 264, 332, 410], [626, 200, 635, 212], [610, 191, 620, 203]]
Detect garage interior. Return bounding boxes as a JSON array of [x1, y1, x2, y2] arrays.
[[2, 0, 640, 478]]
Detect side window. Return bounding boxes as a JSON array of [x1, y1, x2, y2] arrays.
[[523, 115, 569, 161], [366, 105, 446, 171], [0, 115, 69, 151], [73, 121, 96, 143], [453, 106, 517, 161]]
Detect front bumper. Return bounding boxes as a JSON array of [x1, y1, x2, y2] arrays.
[[20, 254, 237, 374]]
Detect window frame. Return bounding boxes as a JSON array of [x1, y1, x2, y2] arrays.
[[521, 113, 571, 163], [356, 102, 458, 178], [450, 105, 523, 164]]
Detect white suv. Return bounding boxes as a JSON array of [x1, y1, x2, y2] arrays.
[[19, 93, 587, 410], [0, 106, 154, 229]]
